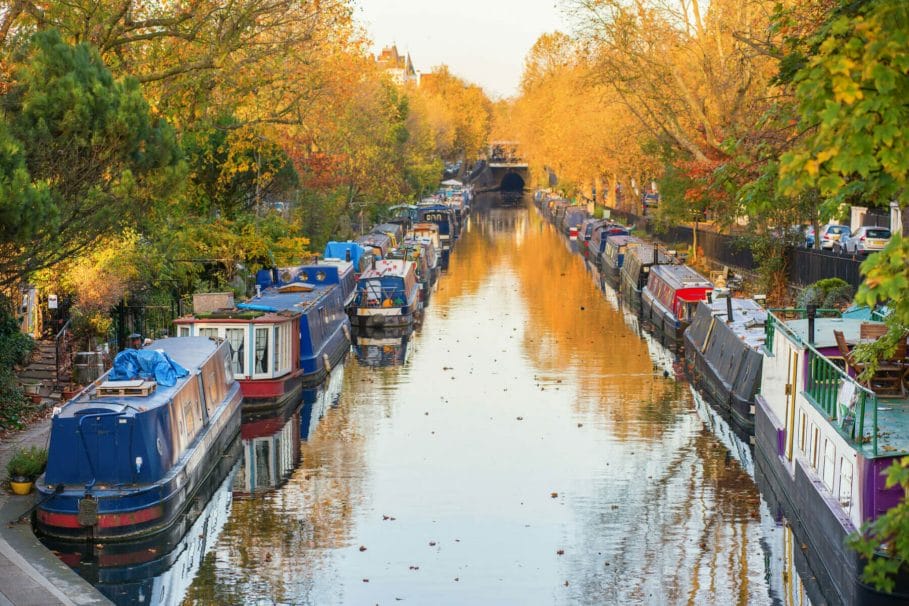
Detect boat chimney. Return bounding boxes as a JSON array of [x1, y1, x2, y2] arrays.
[[345, 249, 352, 262], [256, 284, 261, 298], [706, 291, 713, 304], [652, 247, 658, 265], [807, 304, 817, 345], [371, 256, 376, 270], [725, 293, 734, 323]]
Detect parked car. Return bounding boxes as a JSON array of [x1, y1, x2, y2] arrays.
[[835, 226, 891, 256], [816, 224, 851, 249]]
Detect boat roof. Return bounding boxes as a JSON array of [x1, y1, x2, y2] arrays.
[[359, 259, 414, 280], [697, 298, 767, 348], [626, 243, 671, 265], [606, 235, 636, 248], [782, 317, 866, 349], [61, 337, 218, 416], [651, 263, 713, 290], [241, 283, 335, 314]]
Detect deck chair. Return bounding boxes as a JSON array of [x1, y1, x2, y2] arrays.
[[860, 322, 888, 340], [833, 330, 864, 377]]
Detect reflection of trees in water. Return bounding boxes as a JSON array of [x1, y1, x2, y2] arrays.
[[514, 206, 684, 442], [184, 366, 382, 604]]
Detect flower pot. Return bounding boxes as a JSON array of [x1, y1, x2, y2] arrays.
[[61, 387, 82, 401], [28, 393, 43, 404], [9, 476, 33, 496]]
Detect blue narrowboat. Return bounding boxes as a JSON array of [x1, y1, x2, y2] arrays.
[[350, 259, 420, 328], [590, 224, 630, 270], [36, 337, 242, 540]]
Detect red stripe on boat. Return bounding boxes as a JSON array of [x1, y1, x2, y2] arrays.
[[97, 505, 163, 528], [37, 510, 81, 528]]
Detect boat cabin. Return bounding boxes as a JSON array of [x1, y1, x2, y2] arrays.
[[417, 205, 456, 247], [621, 244, 671, 292], [602, 235, 636, 270], [645, 264, 713, 326], [323, 241, 374, 278], [412, 222, 441, 251], [371, 223, 405, 248], [356, 233, 393, 259]]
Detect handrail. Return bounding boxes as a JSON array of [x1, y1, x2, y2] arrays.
[[54, 317, 73, 390], [763, 308, 841, 355]]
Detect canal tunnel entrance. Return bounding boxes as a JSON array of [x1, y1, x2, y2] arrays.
[[500, 171, 525, 192]]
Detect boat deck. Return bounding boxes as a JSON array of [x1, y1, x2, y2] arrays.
[[871, 397, 909, 455]]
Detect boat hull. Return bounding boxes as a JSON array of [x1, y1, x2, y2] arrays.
[[755, 395, 909, 606], [642, 290, 685, 349], [35, 385, 242, 542]]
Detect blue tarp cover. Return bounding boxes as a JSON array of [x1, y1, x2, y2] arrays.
[[109, 349, 190, 387], [324, 241, 366, 267]]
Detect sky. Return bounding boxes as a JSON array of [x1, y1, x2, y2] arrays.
[[355, 0, 569, 99]]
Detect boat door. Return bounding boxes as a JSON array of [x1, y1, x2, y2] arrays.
[[784, 346, 799, 462]]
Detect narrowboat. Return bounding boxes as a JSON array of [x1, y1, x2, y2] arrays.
[[755, 311, 909, 605], [324, 241, 375, 279], [174, 293, 304, 412], [356, 233, 393, 259], [600, 235, 637, 289], [411, 222, 442, 255], [641, 264, 713, 348], [683, 297, 766, 432], [386, 244, 432, 309], [39, 440, 239, 604], [417, 204, 457, 264], [36, 337, 242, 540], [405, 235, 441, 284], [561, 207, 587, 240], [619, 243, 671, 314], [590, 224, 630, 269], [350, 259, 420, 328], [246, 263, 352, 379]]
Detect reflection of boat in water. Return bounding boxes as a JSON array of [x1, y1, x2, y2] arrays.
[[40, 437, 241, 606], [690, 386, 818, 606], [352, 326, 413, 367], [235, 362, 346, 496]]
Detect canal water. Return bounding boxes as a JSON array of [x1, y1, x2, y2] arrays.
[[53, 195, 820, 605]]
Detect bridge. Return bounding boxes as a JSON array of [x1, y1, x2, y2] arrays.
[[471, 141, 529, 194]]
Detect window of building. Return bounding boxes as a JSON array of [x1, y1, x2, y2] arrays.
[[225, 328, 246, 376], [273, 325, 281, 373], [810, 426, 821, 470], [178, 326, 190, 337], [199, 327, 218, 339], [798, 412, 807, 453]]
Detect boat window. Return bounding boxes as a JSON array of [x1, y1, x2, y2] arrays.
[[199, 327, 218, 339], [810, 425, 820, 470], [798, 412, 807, 453], [255, 327, 270, 376], [822, 439, 836, 491], [300, 271, 310, 282], [838, 458, 853, 512], [222, 345, 234, 384], [316, 271, 326, 282], [178, 326, 190, 337], [224, 328, 246, 377], [273, 325, 281, 373]]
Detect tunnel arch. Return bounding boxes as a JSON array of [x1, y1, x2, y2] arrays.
[[500, 172, 525, 192]]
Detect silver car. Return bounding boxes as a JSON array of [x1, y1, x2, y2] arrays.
[[835, 226, 891, 256], [818, 224, 851, 249]]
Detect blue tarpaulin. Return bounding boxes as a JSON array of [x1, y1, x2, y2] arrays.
[[109, 349, 189, 387], [324, 241, 366, 267]]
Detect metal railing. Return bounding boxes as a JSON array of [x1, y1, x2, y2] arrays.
[[355, 289, 408, 309], [804, 345, 881, 455], [54, 317, 72, 390]]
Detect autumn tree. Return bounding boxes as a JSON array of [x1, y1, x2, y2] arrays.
[[0, 30, 182, 287]]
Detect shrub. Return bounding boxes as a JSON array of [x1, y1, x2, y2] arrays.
[[0, 298, 34, 431], [797, 277, 854, 309], [6, 445, 47, 480]]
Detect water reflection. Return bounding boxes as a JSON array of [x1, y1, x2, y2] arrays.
[[182, 195, 808, 605], [41, 439, 240, 606], [352, 327, 413, 367]]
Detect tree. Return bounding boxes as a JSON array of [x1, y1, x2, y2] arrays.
[[0, 30, 182, 287]]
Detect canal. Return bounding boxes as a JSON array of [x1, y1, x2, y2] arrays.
[[57, 195, 817, 605]]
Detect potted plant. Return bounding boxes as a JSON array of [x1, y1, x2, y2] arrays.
[[6, 446, 48, 495], [61, 383, 83, 401]]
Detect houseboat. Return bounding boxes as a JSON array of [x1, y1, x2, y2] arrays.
[[350, 259, 420, 328], [590, 224, 630, 269], [36, 337, 242, 540], [356, 233, 393, 259], [405, 235, 441, 284], [417, 204, 457, 264], [371, 222, 405, 248], [387, 204, 418, 231], [386, 243, 433, 309], [755, 311, 909, 605], [562, 207, 588, 241], [641, 264, 713, 348], [683, 297, 766, 432], [619, 243, 671, 314], [600, 235, 637, 290]]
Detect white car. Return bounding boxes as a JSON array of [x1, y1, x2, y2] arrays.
[[817, 224, 851, 249], [835, 226, 891, 256]]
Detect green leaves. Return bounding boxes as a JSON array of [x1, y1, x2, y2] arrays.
[[780, 0, 909, 208]]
